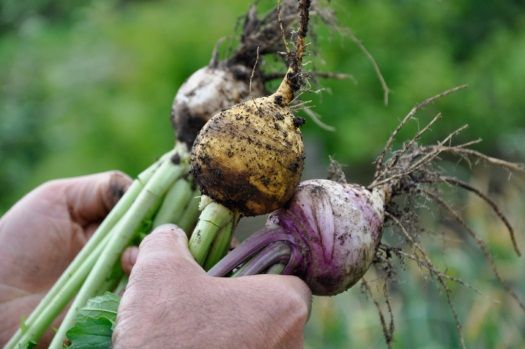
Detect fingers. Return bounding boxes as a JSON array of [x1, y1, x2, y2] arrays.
[[114, 225, 205, 348], [133, 224, 204, 277], [121, 247, 139, 275], [244, 273, 312, 321], [279, 275, 313, 320], [84, 223, 100, 239], [59, 171, 132, 225]]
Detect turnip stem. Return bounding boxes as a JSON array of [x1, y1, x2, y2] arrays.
[[188, 197, 235, 266], [114, 275, 128, 295], [152, 178, 193, 227], [49, 154, 185, 349], [208, 227, 289, 277], [233, 242, 290, 277], [203, 220, 234, 270], [267, 264, 285, 274], [4, 158, 160, 349], [96, 262, 125, 297], [177, 189, 201, 234], [15, 234, 111, 347]]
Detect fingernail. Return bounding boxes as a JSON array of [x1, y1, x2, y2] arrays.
[[109, 172, 131, 203]]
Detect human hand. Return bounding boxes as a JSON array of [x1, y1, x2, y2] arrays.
[[0, 171, 132, 345], [115, 225, 312, 349]]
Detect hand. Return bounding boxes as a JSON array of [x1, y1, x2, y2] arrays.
[[0, 171, 132, 345], [115, 225, 312, 349]]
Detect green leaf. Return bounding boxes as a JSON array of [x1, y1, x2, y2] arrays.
[[77, 292, 120, 325], [65, 292, 121, 349], [66, 317, 114, 349]]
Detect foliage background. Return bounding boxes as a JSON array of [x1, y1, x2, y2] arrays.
[[1, 0, 524, 347]]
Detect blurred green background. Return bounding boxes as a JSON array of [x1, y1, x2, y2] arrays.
[[1, 0, 524, 347]]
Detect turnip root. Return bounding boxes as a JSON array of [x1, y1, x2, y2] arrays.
[[190, 0, 314, 216], [172, 65, 265, 147], [210, 179, 386, 295]]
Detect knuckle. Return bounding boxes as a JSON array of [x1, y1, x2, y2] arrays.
[[286, 291, 309, 321], [34, 179, 65, 197], [137, 228, 194, 271], [128, 255, 168, 286], [106, 169, 128, 178], [139, 230, 161, 248], [38, 178, 62, 191], [140, 225, 176, 246], [105, 170, 132, 203], [152, 224, 187, 243], [279, 278, 311, 322], [106, 170, 132, 187]]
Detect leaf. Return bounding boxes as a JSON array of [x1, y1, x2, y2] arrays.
[[76, 292, 120, 325], [66, 317, 114, 349], [65, 292, 121, 349]]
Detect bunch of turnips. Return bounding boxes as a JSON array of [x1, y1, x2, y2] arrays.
[[6, 1, 525, 349]]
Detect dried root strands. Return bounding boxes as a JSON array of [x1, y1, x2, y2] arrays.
[[367, 86, 525, 346]]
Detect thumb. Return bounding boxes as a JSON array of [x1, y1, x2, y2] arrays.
[[61, 171, 132, 225], [132, 224, 204, 278]]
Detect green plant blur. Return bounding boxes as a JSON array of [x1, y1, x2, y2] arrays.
[[1, 0, 524, 347]]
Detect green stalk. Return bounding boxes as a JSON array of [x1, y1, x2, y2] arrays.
[[96, 262, 125, 297], [152, 178, 193, 226], [48, 157, 185, 349], [4, 159, 160, 349], [203, 221, 233, 270], [266, 264, 285, 274], [188, 197, 235, 266], [177, 189, 201, 234], [232, 242, 291, 277], [14, 233, 111, 347], [113, 275, 128, 295]]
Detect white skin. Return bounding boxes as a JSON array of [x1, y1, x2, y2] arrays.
[[0, 172, 311, 348]]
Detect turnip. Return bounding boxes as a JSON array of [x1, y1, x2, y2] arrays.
[[209, 86, 525, 347], [190, 73, 306, 216], [210, 179, 385, 294], [190, 0, 314, 217]]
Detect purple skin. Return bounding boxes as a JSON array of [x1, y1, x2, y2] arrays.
[[208, 179, 386, 296]]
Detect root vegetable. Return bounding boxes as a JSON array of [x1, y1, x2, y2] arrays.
[[190, 0, 313, 216], [172, 65, 265, 147], [190, 85, 305, 216], [209, 179, 386, 295]]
